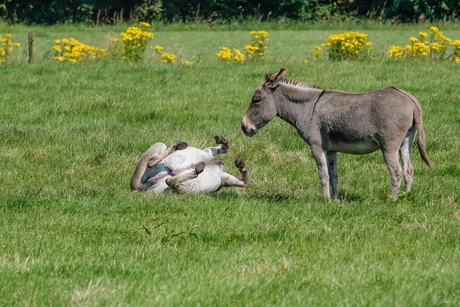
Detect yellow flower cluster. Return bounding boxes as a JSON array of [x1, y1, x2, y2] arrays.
[[110, 22, 154, 61], [451, 40, 460, 63], [50, 22, 193, 64], [389, 26, 459, 62], [155, 45, 175, 63], [314, 32, 373, 61], [154, 45, 192, 65], [0, 34, 20, 64], [217, 30, 269, 63], [216, 47, 246, 63], [244, 30, 269, 58], [53, 38, 107, 63]]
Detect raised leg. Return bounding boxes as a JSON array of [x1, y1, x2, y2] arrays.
[[326, 152, 338, 198], [311, 147, 331, 199], [166, 162, 205, 193], [399, 129, 415, 193], [220, 173, 246, 188], [202, 136, 230, 156], [382, 149, 403, 196], [131, 142, 168, 191], [219, 155, 250, 189], [235, 155, 249, 186], [147, 141, 188, 167]]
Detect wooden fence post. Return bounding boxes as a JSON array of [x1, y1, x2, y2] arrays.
[[28, 32, 33, 64]]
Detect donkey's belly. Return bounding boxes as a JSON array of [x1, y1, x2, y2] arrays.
[[328, 139, 379, 154], [182, 164, 223, 193], [164, 147, 224, 193]]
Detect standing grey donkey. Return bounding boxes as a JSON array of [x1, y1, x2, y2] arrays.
[[131, 136, 249, 194], [241, 67, 431, 199]]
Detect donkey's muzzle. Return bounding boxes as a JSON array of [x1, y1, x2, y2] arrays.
[[241, 122, 257, 137], [241, 115, 257, 137]]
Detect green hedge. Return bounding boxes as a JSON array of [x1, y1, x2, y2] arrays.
[[1, 0, 458, 24]]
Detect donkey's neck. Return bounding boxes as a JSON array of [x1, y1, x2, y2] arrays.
[[275, 84, 323, 126]]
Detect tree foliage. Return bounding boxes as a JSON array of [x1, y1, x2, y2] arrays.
[[0, 0, 458, 24]]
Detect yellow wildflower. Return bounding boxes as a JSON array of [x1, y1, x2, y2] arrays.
[[139, 22, 151, 28]]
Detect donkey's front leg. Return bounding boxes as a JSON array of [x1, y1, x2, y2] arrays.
[[203, 136, 230, 156], [326, 152, 338, 198], [311, 147, 331, 199], [235, 155, 249, 186]]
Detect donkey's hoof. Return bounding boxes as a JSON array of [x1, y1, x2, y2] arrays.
[[172, 141, 188, 150], [235, 155, 245, 169], [195, 162, 205, 175], [215, 135, 228, 145]]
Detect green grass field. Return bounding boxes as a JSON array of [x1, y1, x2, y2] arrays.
[[1, 23, 459, 306]]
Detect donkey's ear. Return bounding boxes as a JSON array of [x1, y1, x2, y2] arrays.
[[267, 67, 287, 89]]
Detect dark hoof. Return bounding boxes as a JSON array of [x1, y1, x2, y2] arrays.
[[172, 141, 188, 150], [215, 135, 228, 145], [235, 155, 245, 169], [195, 162, 205, 175]]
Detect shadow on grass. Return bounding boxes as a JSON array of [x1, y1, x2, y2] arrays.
[[212, 189, 383, 205], [212, 190, 321, 205], [335, 191, 366, 203]]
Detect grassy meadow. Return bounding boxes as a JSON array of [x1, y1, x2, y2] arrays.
[[0, 23, 459, 305]]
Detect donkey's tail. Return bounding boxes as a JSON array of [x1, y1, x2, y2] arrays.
[[411, 98, 432, 169], [394, 87, 432, 169], [414, 111, 432, 168]]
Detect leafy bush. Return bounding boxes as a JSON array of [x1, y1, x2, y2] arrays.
[[1, 0, 458, 24]]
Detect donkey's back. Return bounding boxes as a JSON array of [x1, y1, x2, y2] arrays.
[[316, 87, 425, 155]]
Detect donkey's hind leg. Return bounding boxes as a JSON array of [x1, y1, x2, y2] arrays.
[[147, 141, 188, 167], [202, 136, 230, 156], [382, 149, 403, 196], [131, 142, 168, 191], [221, 155, 249, 188], [399, 127, 415, 193], [166, 162, 205, 193]]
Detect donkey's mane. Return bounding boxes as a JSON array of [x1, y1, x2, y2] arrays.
[[265, 74, 321, 90], [281, 78, 322, 89]]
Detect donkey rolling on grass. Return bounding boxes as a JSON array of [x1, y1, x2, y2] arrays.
[[241, 68, 431, 199], [131, 136, 249, 194]]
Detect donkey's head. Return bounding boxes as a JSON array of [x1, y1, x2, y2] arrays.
[[241, 68, 287, 137]]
